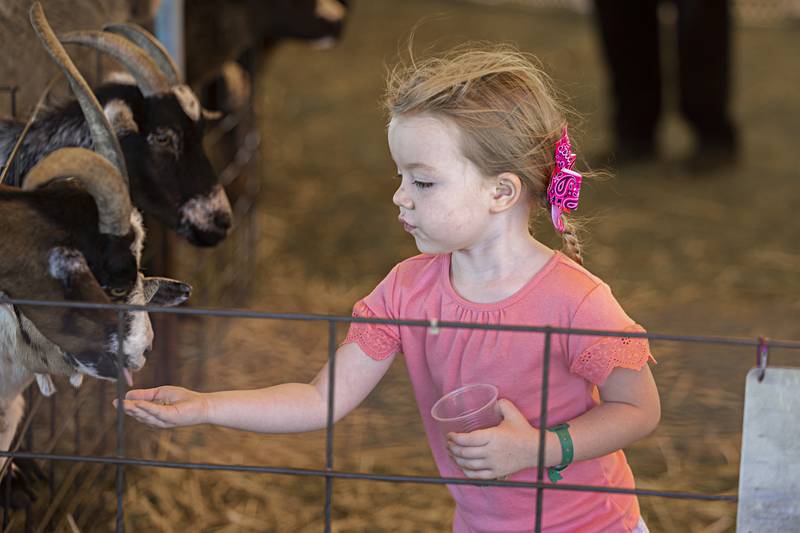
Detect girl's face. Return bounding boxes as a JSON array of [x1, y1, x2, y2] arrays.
[[388, 113, 495, 255]]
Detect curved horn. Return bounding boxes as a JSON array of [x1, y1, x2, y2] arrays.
[[29, 2, 128, 180], [103, 23, 181, 85], [59, 30, 170, 97], [24, 148, 132, 236]]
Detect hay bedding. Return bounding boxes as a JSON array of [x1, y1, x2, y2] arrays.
[[99, 241, 741, 532], [9, 1, 800, 529]]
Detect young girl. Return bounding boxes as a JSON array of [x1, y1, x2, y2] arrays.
[[120, 43, 660, 532]]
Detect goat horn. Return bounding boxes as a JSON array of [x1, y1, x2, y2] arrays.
[[24, 148, 132, 236], [59, 30, 170, 97], [202, 108, 223, 121], [29, 2, 128, 181], [103, 23, 181, 85]]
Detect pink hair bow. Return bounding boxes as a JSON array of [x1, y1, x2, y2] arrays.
[[546, 126, 582, 233]]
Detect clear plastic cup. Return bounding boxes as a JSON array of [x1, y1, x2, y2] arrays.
[[431, 383, 502, 435]]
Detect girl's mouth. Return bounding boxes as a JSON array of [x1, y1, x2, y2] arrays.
[[399, 218, 416, 232]]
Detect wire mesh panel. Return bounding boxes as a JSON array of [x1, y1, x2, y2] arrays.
[[2, 296, 798, 531]]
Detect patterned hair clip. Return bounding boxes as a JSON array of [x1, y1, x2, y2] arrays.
[[546, 126, 582, 233]]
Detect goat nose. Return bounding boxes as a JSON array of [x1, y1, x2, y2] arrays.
[[214, 211, 232, 231]]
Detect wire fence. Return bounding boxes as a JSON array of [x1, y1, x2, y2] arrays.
[[2, 296, 797, 531]]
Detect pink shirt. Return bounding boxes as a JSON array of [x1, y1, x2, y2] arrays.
[[344, 252, 654, 532]]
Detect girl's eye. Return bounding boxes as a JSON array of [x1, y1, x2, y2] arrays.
[[413, 180, 433, 189]]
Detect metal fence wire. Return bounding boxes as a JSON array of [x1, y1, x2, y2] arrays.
[[2, 297, 798, 532]]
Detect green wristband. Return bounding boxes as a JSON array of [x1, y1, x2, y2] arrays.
[[546, 423, 573, 483]]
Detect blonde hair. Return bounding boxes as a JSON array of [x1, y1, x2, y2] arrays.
[[385, 42, 585, 264]]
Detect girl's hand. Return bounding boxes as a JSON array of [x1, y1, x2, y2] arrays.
[[112, 386, 209, 429], [447, 399, 539, 480]]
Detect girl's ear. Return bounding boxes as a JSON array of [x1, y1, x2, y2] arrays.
[[489, 172, 523, 213]]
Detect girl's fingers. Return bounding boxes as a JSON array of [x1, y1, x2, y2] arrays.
[[133, 404, 180, 429], [135, 412, 172, 429], [114, 398, 175, 428], [124, 406, 165, 427], [462, 468, 494, 480], [114, 398, 152, 414], [452, 456, 488, 471], [125, 387, 166, 401], [448, 443, 486, 459], [125, 386, 188, 403], [448, 430, 491, 447], [133, 400, 176, 421], [151, 386, 191, 403]]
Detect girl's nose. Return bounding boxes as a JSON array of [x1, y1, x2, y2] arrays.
[[392, 185, 413, 209]]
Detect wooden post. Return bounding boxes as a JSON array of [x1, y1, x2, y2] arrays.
[[149, 0, 185, 387], [144, 221, 178, 386]]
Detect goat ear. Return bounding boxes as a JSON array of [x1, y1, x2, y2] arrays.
[[48, 247, 91, 290], [23, 248, 112, 359], [104, 99, 139, 136], [46, 246, 110, 310], [143, 277, 192, 307], [35, 373, 57, 397]]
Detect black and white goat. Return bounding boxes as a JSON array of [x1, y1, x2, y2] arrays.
[[185, 0, 349, 114], [0, 3, 189, 485], [0, 19, 233, 246]]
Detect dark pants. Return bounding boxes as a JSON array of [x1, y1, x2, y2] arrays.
[[593, 0, 736, 149]]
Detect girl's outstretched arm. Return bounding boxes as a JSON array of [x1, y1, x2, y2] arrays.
[[117, 343, 396, 433], [447, 364, 660, 479]]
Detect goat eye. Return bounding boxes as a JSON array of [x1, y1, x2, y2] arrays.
[[153, 133, 172, 146], [110, 287, 127, 297]]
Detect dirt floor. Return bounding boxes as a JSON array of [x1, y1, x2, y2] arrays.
[[10, 1, 800, 531]]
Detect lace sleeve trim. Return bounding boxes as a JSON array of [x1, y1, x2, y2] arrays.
[[570, 324, 656, 385], [341, 301, 400, 361]]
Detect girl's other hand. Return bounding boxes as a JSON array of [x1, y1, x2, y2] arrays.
[[446, 398, 539, 480], [112, 386, 209, 429]]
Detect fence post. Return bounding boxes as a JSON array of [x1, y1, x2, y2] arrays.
[[116, 310, 126, 533], [148, 223, 178, 386], [149, 0, 185, 388], [535, 328, 553, 532], [324, 321, 338, 532], [153, 0, 185, 79]]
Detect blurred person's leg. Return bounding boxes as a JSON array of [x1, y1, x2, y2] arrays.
[[594, 0, 661, 163], [676, 0, 738, 172]]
